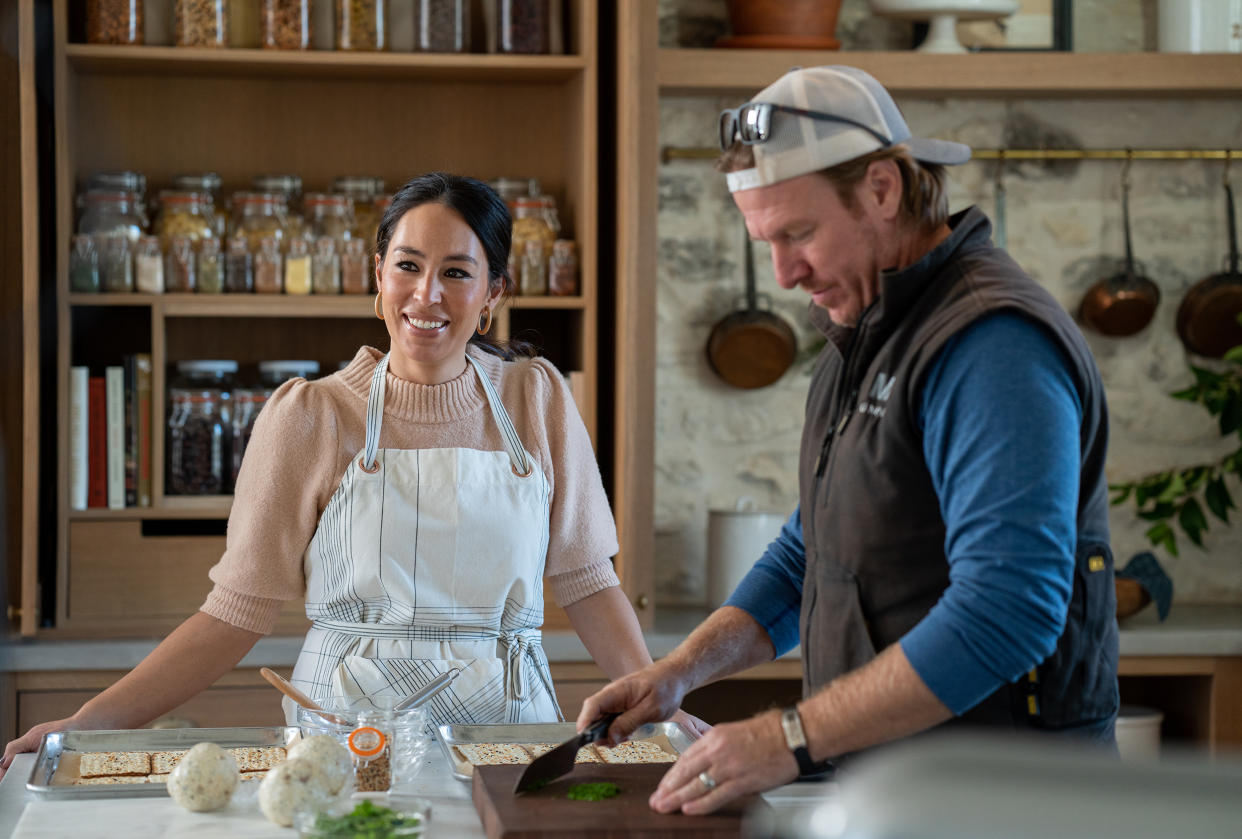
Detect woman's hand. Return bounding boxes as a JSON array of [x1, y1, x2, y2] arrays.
[[1, 716, 84, 780], [670, 708, 712, 740]]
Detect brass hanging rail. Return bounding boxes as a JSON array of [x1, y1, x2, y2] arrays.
[[661, 146, 1236, 164]]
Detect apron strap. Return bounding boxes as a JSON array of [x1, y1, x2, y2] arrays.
[[466, 355, 532, 477], [361, 354, 390, 471]]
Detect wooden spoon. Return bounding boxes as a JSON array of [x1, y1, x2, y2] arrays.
[[259, 667, 350, 726]]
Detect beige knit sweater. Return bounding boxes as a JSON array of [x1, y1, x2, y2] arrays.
[[201, 345, 620, 635]]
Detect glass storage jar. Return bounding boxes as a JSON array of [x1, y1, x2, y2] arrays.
[[164, 234, 196, 293], [174, 0, 229, 47], [312, 237, 341, 294], [332, 177, 384, 246], [100, 234, 134, 293], [335, 0, 387, 50], [495, 0, 548, 54], [261, 0, 312, 49], [78, 190, 144, 245], [225, 234, 253, 293], [549, 238, 577, 296], [305, 193, 355, 247], [134, 234, 164, 293], [254, 236, 284, 293], [511, 196, 553, 295], [414, 0, 469, 52], [70, 235, 100, 294], [171, 173, 226, 238], [251, 175, 303, 238], [340, 238, 371, 294], [229, 387, 266, 487], [198, 236, 224, 293], [86, 0, 144, 45], [168, 360, 236, 495], [84, 171, 148, 226], [154, 190, 215, 249], [520, 239, 547, 295], [285, 237, 312, 295], [235, 192, 290, 252]]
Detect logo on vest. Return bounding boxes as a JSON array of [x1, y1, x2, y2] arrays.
[[858, 372, 895, 418]]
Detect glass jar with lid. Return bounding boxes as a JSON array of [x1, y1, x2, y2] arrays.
[[335, 0, 388, 50], [225, 234, 253, 293], [198, 236, 224, 293], [87, 0, 144, 44], [174, 0, 230, 47], [261, 0, 312, 49], [84, 171, 148, 226], [312, 237, 341, 294], [495, 0, 548, 54], [284, 236, 312, 295], [305, 193, 355, 247], [252, 174, 303, 238], [70, 235, 100, 294], [254, 236, 284, 293], [168, 360, 236, 495], [549, 239, 577, 296], [100, 235, 135, 293], [414, 0, 469, 52], [332, 177, 384, 246], [235, 192, 290, 252], [164, 234, 197, 293], [340, 238, 371, 294], [135, 234, 164, 294], [171, 173, 226, 238], [154, 190, 215, 250], [511, 196, 554, 295], [78, 190, 144, 244], [489, 176, 528, 213], [229, 387, 264, 488]]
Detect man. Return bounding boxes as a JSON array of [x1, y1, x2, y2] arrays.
[[578, 66, 1118, 815]]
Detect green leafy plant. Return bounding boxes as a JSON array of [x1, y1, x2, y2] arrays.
[[1110, 345, 1242, 556]]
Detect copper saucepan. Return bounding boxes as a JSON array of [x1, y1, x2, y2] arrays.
[[706, 227, 797, 389], [1176, 174, 1242, 358], [1079, 160, 1161, 337]]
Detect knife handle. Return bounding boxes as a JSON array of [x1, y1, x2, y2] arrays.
[[582, 711, 622, 743]]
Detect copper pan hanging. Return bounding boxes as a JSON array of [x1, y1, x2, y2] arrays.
[[1176, 158, 1242, 358]]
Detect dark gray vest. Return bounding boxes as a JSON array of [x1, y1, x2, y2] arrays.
[[798, 207, 1118, 730]]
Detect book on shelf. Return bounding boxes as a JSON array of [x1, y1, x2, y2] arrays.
[[105, 365, 125, 510], [69, 366, 88, 511], [123, 358, 137, 507], [88, 376, 106, 508], [134, 353, 152, 507]]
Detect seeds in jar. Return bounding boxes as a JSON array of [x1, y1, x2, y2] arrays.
[[86, 0, 144, 45], [335, 0, 386, 51], [354, 750, 391, 792], [415, 0, 468, 52], [261, 0, 311, 49], [174, 0, 229, 47]]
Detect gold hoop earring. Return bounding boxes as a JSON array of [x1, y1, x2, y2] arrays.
[[477, 307, 492, 335], [374, 292, 384, 320]]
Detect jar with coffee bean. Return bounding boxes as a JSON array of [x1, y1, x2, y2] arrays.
[[335, 0, 387, 50], [414, 0, 469, 52], [261, 0, 311, 49], [168, 360, 236, 496], [495, 0, 548, 54], [174, 0, 229, 47], [86, 0, 144, 45]]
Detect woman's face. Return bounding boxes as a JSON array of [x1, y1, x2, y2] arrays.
[[375, 202, 501, 385]]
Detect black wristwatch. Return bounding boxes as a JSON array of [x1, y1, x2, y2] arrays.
[[779, 706, 819, 775]]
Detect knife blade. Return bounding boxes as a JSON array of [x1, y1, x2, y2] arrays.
[[512, 712, 621, 794]]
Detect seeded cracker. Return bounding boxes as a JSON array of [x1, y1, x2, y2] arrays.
[[79, 751, 151, 778], [150, 750, 186, 774]]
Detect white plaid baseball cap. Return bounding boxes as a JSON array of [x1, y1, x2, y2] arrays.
[[724, 65, 972, 193]]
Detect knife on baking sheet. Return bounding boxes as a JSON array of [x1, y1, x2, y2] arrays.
[[513, 712, 621, 794]]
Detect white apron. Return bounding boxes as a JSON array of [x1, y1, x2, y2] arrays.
[[287, 353, 562, 725]]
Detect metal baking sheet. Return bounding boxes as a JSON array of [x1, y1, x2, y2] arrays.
[[435, 721, 692, 782], [26, 726, 300, 800]]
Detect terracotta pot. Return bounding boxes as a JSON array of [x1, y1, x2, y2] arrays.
[[720, 0, 844, 49]]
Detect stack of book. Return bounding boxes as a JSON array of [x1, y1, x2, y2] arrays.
[[68, 354, 152, 510]]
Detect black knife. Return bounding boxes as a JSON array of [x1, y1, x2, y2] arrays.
[[512, 712, 621, 794]]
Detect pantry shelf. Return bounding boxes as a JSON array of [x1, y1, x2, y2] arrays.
[[68, 294, 586, 317]]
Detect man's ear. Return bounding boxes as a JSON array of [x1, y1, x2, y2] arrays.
[[862, 158, 903, 223]]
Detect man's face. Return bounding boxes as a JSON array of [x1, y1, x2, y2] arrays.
[[732, 172, 881, 327]]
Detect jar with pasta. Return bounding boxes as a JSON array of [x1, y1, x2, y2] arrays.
[[174, 0, 229, 47], [285, 237, 312, 295], [86, 0, 144, 45], [261, 0, 311, 49], [171, 173, 226, 238], [340, 238, 370, 294], [511, 197, 553, 295], [335, 0, 388, 50], [254, 236, 284, 293], [154, 190, 214, 250], [236, 193, 289, 252], [305, 193, 355, 248]]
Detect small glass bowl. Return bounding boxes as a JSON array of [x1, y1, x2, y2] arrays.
[[295, 791, 431, 838], [296, 696, 433, 787]]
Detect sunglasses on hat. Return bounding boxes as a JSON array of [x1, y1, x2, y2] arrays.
[[718, 102, 894, 152]]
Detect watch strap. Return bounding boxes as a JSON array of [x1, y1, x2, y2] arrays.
[[780, 707, 819, 776]]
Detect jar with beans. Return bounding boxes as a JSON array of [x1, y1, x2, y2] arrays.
[[174, 0, 229, 47], [495, 0, 548, 54], [414, 0, 469, 52], [254, 236, 284, 293], [167, 360, 236, 496], [335, 0, 388, 50], [261, 0, 312, 49], [70, 235, 100, 294], [340, 238, 371, 294], [154, 190, 215, 250], [86, 0, 144, 45]]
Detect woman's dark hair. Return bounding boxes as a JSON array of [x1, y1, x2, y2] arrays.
[[376, 172, 533, 359]]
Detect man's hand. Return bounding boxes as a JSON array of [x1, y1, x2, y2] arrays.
[[1, 717, 81, 780], [649, 709, 798, 816], [576, 660, 689, 745], [670, 708, 712, 740]]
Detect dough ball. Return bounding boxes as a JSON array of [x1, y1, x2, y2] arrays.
[[258, 757, 329, 827], [287, 734, 352, 795], [167, 742, 239, 813]]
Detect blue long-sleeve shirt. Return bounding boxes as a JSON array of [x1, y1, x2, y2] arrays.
[[725, 311, 1080, 715]]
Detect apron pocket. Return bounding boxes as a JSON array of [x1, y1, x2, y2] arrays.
[[331, 655, 514, 725]]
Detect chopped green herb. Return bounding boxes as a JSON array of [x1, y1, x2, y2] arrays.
[[522, 778, 551, 792], [566, 782, 621, 802], [306, 799, 423, 838]]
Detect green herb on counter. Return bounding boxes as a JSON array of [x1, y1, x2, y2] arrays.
[[306, 799, 423, 838], [566, 782, 620, 802]]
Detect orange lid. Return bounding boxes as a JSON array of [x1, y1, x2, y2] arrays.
[[348, 726, 387, 758]]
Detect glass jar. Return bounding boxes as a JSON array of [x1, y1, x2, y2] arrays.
[[78, 190, 143, 244], [171, 173, 226, 238], [490, 176, 527, 213], [235, 193, 290, 252], [164, 234, 196, 293], [538, 194, 561, 237], [549, 238, 577, 296], [154, 190, 215, 250], [520, 240, 547, 295], [174, 0, 229, 47], [495, 0, 548, 54], [340, 238, 371, 294], [100, 235, 134, 292], [168, 361, 235, 495], [230, 388, 265, 487], [415, 0, 469, 52], [70, 235, 100, 293], [335, 0, 387, 50], [251, 175, 303, 238], [285, 237, 312, 295], [84, 171, 147, 226], [350, 711, 393, 792], [198, 236, 224, 293], [332, 177, 384, 246], [225, 234, 254, 293], [511, 196, 553, 295], [134, 234, 164, 293], [312, 237, 341, 294], [305, 193, 355, 247], [261, 0, 312, 49], [86, 0, 144, 45], [255, 236, 284, 293]]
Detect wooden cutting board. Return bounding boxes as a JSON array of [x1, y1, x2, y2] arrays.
[[472, 764, 765, 838]]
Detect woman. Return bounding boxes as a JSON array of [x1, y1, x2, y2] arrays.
[[2, 173, 702, 771]]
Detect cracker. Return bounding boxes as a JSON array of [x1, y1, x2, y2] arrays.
[[150, 750, 186, 774], [145, 774, 170, 784], [597, 740, 677, 764], [574, 746, 602, 764], [521, 743, 557, 758], [228, 746, 286, 771], [74, 775, 148, 785], [240, 770, 268, 782], [454, 743, 532, 765], [79, 751, 151, 778]]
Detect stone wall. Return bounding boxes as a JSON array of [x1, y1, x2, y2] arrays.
[[652, 0, 1242, 606]]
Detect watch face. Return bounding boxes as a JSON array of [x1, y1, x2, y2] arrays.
[[781, 708, 807, 750]]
